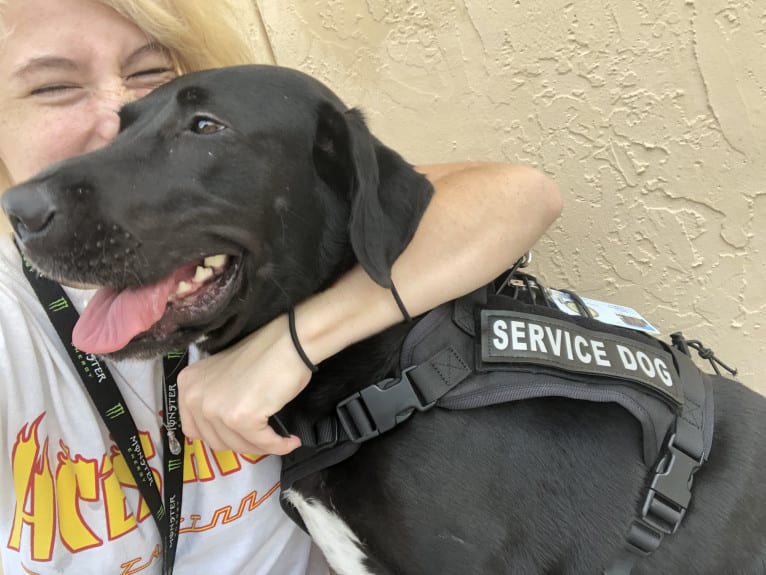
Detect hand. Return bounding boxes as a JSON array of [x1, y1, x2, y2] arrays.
[[177, 313, 311, 455]]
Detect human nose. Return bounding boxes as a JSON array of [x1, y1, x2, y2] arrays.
[[87, 86, 132, 151]]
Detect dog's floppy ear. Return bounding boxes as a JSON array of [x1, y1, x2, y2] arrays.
[[313, 102, 433, 287]]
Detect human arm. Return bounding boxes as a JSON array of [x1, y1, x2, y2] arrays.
[[177, 162, 562, 454]]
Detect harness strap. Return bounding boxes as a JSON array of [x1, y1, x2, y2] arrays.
[[338, 346, 472, 443], [278, 345, 472, 526], [278, 346, 472, 450], [604, 346, 712, 574], [672, 348, 714, 462], [279, 285, 716, 574], [280, 441, 361, 531]]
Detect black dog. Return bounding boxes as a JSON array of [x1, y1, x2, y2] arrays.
[[4, 65, 765, 574]]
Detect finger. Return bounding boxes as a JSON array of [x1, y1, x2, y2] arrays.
[[188, 415, 231, 452], [177, 389, 201, 441], [216, 423, 302, 456], [177, 366, 204, 423], [181, 407, 296, 455], [178, 401, 200, 442], [176, 361, 204, 390]]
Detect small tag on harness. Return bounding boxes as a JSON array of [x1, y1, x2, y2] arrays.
[[480, 309, 681, 404], [548, 289, 661, 335]]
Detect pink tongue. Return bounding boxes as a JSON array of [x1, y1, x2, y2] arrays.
[[72, 274, 180, 354]]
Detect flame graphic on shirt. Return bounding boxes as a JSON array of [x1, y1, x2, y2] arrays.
[[7, 412, 268, 562]]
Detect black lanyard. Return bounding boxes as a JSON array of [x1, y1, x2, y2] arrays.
[[21, 254, 186, 575]]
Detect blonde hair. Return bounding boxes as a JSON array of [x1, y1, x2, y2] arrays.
[[96, 0, 260, 73], [0, 0, 261, 192]]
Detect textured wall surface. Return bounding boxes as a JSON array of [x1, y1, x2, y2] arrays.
[[246, 0, 765, 391]]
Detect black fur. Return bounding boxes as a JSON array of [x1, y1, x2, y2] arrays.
[[3, 64, 765, 574]]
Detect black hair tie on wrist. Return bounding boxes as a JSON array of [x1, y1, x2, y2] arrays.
[[288, 307, 318, 373], [390, 282, 412, 323]]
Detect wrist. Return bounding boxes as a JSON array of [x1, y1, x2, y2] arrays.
[[287, 307, 318, 372], [291, 266, 405, 365]]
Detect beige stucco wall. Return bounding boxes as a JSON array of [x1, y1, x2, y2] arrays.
[[0, 1, 760, 390], [243, 0, 764, 391]]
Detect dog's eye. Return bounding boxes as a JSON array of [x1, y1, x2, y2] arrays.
[[191, 117, 225, 135]]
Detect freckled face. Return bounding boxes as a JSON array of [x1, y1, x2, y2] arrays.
[[0, 0, 177, 231]]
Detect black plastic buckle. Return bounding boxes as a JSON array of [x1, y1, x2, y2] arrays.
[[641, 433, 702, 535], [625, 519, 664, 556], [336, 367, 434, 443]]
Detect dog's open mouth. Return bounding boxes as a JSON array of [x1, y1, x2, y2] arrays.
[[72, 254, 239, 355]]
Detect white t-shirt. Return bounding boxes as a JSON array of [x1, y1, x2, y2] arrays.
[[0, 235, 328, 575]]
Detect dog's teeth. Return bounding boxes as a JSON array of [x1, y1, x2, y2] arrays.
[[193, 265, 214, 283], [176, 281, 194, 296], [203, 255, 227, 269]]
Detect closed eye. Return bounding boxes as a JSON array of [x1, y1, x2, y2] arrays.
[[30, 83, 80, 96], [127, 67, 175, 80], [125, 67, 177, 94]]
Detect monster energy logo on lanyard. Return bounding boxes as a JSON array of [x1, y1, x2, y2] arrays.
[[21, 253, 187, 575]]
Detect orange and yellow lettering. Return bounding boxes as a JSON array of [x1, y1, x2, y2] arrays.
[[56, 442, 102, 552], [8, 415, 56, 561], [119, 544, 161, 575], [239, 452, 267, 464], [210, 449, 241, 475], [109, 432, 160, 522], [182, 438, 215, 482], [101, 453, 139, 540]]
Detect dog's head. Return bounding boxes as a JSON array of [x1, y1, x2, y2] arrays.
[[2, 65, 433, 358]]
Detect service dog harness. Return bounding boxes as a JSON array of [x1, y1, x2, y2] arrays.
[[278, 273, 729, 574]]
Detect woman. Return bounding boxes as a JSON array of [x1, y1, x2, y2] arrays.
[[0, 0, 561, 573]]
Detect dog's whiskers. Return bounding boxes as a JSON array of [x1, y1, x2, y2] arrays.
[[281, 203, 311, 226], [278, 210, 287, 245]]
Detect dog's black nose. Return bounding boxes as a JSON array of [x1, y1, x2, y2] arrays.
[[2, 184, 57, 239]]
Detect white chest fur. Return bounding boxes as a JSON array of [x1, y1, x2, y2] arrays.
[[283, 490, 375, 575]]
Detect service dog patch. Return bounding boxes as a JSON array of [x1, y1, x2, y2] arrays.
[[479, 309, 681, 403]]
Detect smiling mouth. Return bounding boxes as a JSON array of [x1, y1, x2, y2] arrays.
[[72, 254, 241, 355]]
